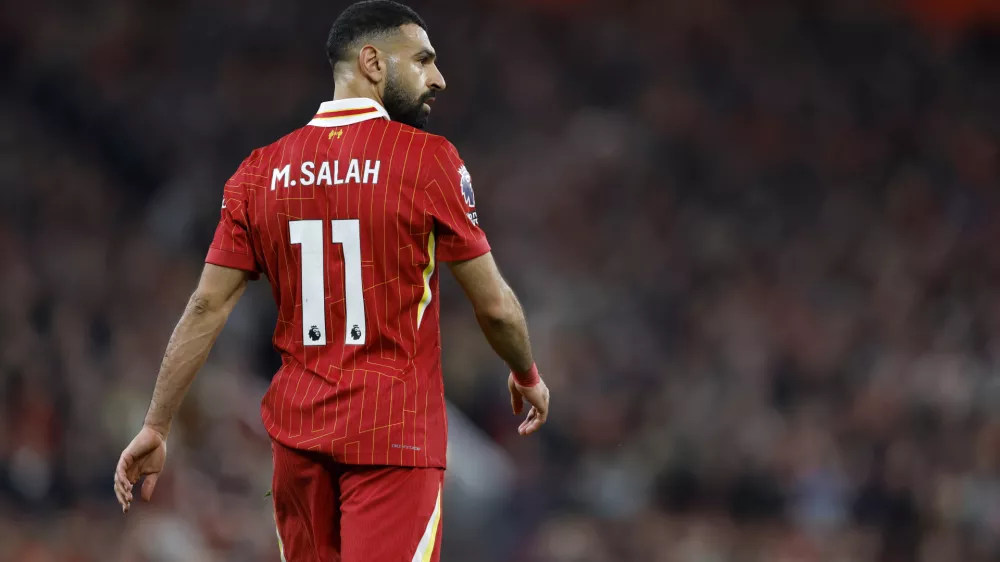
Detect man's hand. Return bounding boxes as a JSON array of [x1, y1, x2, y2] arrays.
[[114, 426, 167, 513], [509, 374, 550, 436]]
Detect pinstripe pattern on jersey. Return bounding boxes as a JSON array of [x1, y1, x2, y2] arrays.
[[206, 99, 490, 469]]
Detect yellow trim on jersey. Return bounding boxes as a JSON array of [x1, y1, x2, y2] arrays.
[[416, 231, 436, 328], [275, 515, 287, 562], [412, 486, 443, 562]]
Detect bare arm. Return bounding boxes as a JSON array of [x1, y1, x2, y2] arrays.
[[143, 263, 249, 437], [448, 252, 548, 435], [448, 252, 533, 372]]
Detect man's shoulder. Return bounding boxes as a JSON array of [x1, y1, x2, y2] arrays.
[[227, 126, 321, 187], [228, 130, 297, 174], [419, 130, 458, 157], [379, 123, 458, 158], [247, 126, 315, 163]]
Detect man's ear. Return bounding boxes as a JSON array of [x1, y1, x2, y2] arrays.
[[358, 44, 385, 84]]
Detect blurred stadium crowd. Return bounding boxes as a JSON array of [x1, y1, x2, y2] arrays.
[[3, 0, 1000, 560]]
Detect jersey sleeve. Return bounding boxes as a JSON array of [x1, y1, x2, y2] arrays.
[[205, 154, 262, 279], [421, 140, 491, 262]]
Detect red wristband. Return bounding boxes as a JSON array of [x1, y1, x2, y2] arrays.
[[512, 363, 540, 387]]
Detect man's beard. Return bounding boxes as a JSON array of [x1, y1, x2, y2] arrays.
[[384, 74, 433, 129]]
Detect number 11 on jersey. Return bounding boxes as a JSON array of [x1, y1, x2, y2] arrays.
[[289, 219, 366, 347]]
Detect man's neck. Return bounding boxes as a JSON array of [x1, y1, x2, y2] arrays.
[[332, 82, 382, 106]]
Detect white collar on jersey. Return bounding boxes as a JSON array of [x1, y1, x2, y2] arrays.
[[307, 98, 391, 128]]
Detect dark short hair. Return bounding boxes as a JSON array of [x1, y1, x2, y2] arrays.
[[326, 1, 427, 65]]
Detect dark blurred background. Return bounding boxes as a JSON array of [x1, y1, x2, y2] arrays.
[[3, 0, 1000, 560]]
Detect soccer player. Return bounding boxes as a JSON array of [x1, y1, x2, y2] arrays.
[[112, 1, 550, 560]]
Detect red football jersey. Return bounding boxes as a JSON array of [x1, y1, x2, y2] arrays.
[[205, 98, 490, 468]]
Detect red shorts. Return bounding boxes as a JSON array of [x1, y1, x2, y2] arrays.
[[270, 441, 444, 562]]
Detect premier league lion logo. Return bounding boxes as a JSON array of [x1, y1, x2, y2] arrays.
[[308, 325, 322, 341], [459, 165, 475, 208]]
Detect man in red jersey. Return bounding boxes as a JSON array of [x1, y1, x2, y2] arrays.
[[112, 1, 550, 560]]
